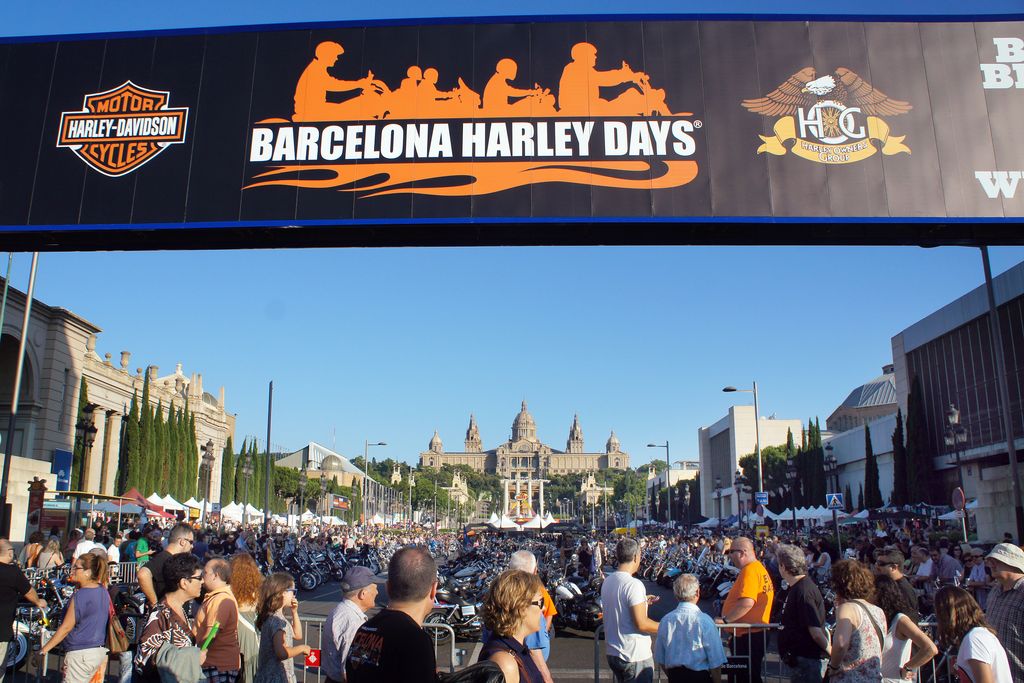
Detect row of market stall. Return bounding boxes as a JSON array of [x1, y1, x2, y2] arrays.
[[696, 501, 980, 528]]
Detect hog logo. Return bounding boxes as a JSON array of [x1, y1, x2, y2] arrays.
[[57, 81, 188, 177]]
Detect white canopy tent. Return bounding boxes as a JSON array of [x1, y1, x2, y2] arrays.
[[160, 495, 186, 511], [183, 497, 203, 510], [146, 493, 166, 508], [220, 502, 243, 520], [697, 517, 720, 528]]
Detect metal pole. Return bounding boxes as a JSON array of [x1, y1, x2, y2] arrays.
[[362, 440, 369, 525], [263, 381, 273, 534], [0, 253, 14, 341], [0, 252, 38, 537], [981, 247, 1024, 543], [833, 509, 842, 554], [753, 381, 764, 494], [666, 442, 672, 527]]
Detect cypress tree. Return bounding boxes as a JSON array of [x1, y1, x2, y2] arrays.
[[71, 377, 90, 491], [138, 373, 154, 494], [858, 483, 865, 511], [120, 391, 140, 493], [844, 483, 854, 512], [254, 441, 265, 511], [890, 409, 908, 506], [220, 436, 235, 505], [234, 438, 248, 504], [187, 411, 199, 499], [905, 376, 930, 504], [863, 423, 884, 508], [167, 402, 179, 499], [154, 400, 168, 495]]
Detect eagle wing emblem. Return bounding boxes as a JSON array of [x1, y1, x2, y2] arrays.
[[831, 68, 912, 116], [741, 67, 818, 117]]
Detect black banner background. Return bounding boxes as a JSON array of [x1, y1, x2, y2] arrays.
[[1, 19, 1023, 247]]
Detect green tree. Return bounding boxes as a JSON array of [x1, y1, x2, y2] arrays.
[[138, 373, 154, 494], [120, 391, 141, 492], [844, 483, 854, 512], [71, 377, 90, 491], [187, 410, 199, 499], [905, 376, 931, 504], [154, 400, 168, 495], [890, 409, 908, 506], [863, 423, 884, 508], [167, 403, 180, 498], [858, 483, 865, 511], [220, 436, 235, 505], [739, 445, 790, 510]]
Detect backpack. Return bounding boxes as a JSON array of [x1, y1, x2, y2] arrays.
[[438, 661, 504, 683]]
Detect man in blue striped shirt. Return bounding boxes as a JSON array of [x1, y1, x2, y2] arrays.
[[654, 574, 726, 683]]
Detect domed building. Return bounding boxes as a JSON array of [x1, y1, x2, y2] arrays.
[[276, 442, 365, 488], [419, 401, 629, 477]]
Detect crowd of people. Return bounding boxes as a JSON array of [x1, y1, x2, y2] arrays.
[[0, 517, 1020, 683]]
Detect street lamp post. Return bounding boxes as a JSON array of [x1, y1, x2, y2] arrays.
[[200, 439, 215, 523], [945, 404, 969, 542], [714, 476, 723, 531], [319, 470, 328, 517], [72, 404, 99, 526], [735, 468, 746, 530], [681, 484, 691, 528], [786, 457, 798, 535], [241, 457, 253, 525], [824, 443, 842, 553], [362, 440, 386, 524], [647, 442, 671, 526], [723, 383, 764, 494], [298, 464, 308, 519]]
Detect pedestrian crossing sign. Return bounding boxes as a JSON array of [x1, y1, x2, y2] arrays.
[[826, 493, 844, 510]]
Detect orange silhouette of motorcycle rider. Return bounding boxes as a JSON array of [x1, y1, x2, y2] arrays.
[[557, 42, 670, 116], [293, 41, 391, 122], [482, 58, 555, 117]]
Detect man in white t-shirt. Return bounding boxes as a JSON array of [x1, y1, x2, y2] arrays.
[[601, 537, 660, 683], [72, 529, 99, 560]]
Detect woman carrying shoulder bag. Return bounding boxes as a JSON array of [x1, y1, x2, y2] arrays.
[[478, 570, 546, 683], [826, 559, 887, 682], [38, 552, 111, 683]]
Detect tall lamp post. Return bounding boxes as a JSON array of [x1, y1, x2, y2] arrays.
[[361, 440, 386, 524], [200, 439, 215, 523], [824, 443, 842, 553], [319, 470, 328, 517], [72, 405, 99, 526], [786, 457, 798, 534], [735, 468, 748, 530], [714, 476, 723, 531], [723, 383, 764, 494], [647, 442, 671, 526], [241, 457, 253, 525], [945, 404, 969, 541], [682, 484, 691, 528]]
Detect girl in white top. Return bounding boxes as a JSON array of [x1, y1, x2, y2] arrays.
[[934, 586, 1013, 683], [873, 576, 938, 682]]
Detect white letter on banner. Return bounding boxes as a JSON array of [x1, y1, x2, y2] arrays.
[[994, 37, 1024, 62], [604, 122, 628, 156], [250, 128, 274, 162]]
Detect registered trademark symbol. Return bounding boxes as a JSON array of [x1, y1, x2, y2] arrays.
[[694, 120, 703, 128]]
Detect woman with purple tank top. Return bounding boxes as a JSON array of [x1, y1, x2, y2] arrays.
[[38, 552, 111, 683]]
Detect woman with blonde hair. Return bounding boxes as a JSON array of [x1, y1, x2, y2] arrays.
[[253, 572, 310, 683], [933, 586, 1012, 683], [38, 552, 111, 683], [826, 559, 887, 682], [36, 538, 64, 571], [478, 569, 545, 683]]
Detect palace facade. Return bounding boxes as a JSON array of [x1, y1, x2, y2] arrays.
[[419, 401, 629, 478]]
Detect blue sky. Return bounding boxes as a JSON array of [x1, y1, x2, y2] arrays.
[[4, 3, 1024, 468]]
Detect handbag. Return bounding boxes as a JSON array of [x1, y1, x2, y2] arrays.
[[106, 594, 130, 654]]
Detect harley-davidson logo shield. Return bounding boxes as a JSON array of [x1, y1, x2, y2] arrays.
[[57, 81, 189, 177]]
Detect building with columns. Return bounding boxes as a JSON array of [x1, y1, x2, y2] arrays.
[[0, 279, 235, 540], [420, 401, 630, 477]]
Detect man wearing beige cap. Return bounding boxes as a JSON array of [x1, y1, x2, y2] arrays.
[[984, 543, 1024, 682]]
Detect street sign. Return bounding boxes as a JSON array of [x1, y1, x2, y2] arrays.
[[304, 649, 321, 668], [952, 487, 966, 511], [826, 493, 845, 510], [754, 492, 769, 506]]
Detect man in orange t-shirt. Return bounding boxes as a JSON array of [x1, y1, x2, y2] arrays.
[[716, 537, 774, 683]]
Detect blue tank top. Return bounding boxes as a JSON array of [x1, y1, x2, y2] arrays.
[[63, 586, 110, 651], [479, 635, 543, 683]]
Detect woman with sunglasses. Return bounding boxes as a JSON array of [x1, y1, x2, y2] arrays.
[[38, 552, 111, 683], [479, 569, 546, 683], [134, 553, 205, 683]]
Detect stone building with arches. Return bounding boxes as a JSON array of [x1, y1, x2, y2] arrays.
[[419, 401, 630, 478], [0, 280, 234, 540]]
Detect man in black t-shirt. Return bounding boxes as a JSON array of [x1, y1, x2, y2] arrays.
[[138, 523, 195, 607], [0, 538, 47, 682], [775, 544, 828, 683], [346, 546, 438, 682], [872, 549, 921, 623]]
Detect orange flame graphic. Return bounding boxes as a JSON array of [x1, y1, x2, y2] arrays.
[[245, 160, 697, 197]]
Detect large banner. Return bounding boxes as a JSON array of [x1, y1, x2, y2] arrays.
[[1, 19, 1023, 241]]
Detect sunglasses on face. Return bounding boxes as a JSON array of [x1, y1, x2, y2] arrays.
[[186, 574, 203, 583], [529, 598, 544, 609]]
